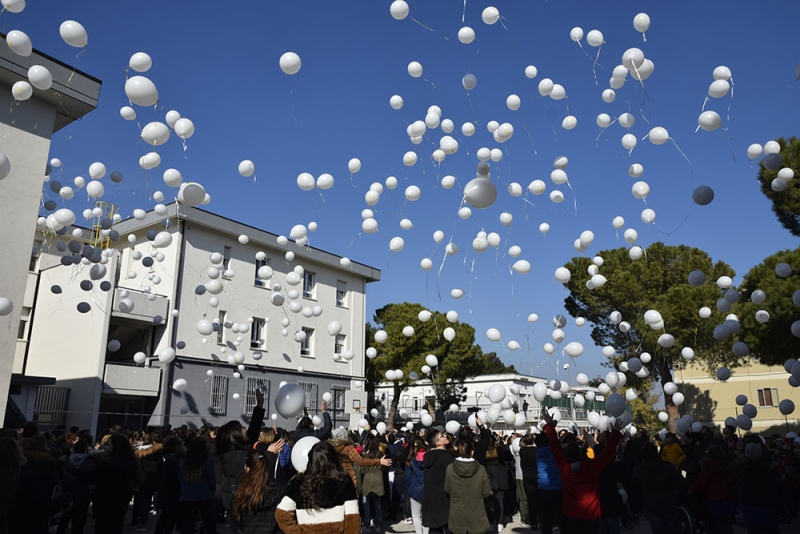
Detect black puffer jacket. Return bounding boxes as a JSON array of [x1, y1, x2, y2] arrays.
[[422, 448, 455, 529], [237, 478, 288, 534], [484, 456, 509, 493]]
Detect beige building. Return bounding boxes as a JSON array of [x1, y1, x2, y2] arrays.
[[676, 360, 797, 433]]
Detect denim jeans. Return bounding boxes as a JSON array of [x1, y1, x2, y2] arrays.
[[363, 494, 382, 529]]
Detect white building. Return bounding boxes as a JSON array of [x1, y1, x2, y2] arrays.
[[374, 372, 606, 431], [12, 203, 379, 436]]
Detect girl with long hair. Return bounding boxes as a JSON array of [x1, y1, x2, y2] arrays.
[[357, 434, 386, 533], [178, 437, 216, 534], [405, 435, 428, 534], [95, 434, 145, 534], [275, 440, 360, 534], [233, 441, 286, 533]]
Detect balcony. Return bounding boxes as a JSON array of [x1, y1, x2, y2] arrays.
[[111, 287, 169, 323], [103, 363, 161, 396]]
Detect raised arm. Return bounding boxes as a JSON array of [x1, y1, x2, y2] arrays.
[[246, 389, 266, 445]]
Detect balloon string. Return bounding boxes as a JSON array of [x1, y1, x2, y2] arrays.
[[669, 138, 692, 166], [701, 95, 709, 113], [595, 119, 618, 145], [461, 0, 467, 24], [565, 179, 578, 216], [642, 32, 647, 43], [422, 77, 439, 91], [519, 112, 538, 155], [410, 17, 451, 42], [655, 203, 694, 237], [726, 78, 735, 125]]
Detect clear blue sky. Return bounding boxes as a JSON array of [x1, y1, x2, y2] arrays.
[[9, 1, 800, 383]]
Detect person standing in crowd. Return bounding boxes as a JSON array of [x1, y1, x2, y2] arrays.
[[357, 434, 387, 533], [660, 432, 686, 471], [388, 432, 411, 523], [178, 437, 217, 534], [689, 445, 735, 534], [445, 439, 492, 534], [63, 438, 100, 534], [275, 440, 361, 534], [482, 436, 510, 533], [593, 431, 624, 534], [542, 408, 621, 534], [233, 443, 287, 534], [293, 399, 333, 442], [517, 433, 538, 529], [735, 442, 781, 534], [534, 430, 562, 534], [632, 442, 685, 534], [0, 436, 50, 534], [329, 426, 391, 497], [155, 437, 186, 534], [133, 433, 164, 531], [406, 435, 428, 534], [422, 427, 456, 534], [216, 389, 266, 531], [94, 434, 145, 534]]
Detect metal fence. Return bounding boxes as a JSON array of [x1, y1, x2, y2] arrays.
[[33, 386, 70, 429]]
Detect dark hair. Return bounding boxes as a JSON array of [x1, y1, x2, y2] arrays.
[[362, 434, 382, 459], [406, 436, 425, 467], [300, 441, 350, 509], [183, 437, 208, 484], [72, 439, 89, 454], [216, 421, 246, 456], [485, 436, 499, 460], [425, 429, 442, 448], [21, 422, 39, 438], [234, 448, 275, 519], [521, 433, 535, 446], [108, 434, 145, 488], [534, 432, 549, 447], [297, 417, 312, 429], [640, 442, 659, 460], [455, 439, 474, 459]]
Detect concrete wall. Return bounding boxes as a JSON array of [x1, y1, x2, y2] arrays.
[[678, 361, 797, 431], [25, 251, 118, 433], [0, 91, 57, 417]]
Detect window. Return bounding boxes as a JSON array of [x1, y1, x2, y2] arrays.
[[209, 375, 229, 415], [331, 385, 349, 423], [217, 310, 226, 345], [300, 327, 314, 357], [222, 246, 232, 278], [298, 381, 318, 416], [30, 240, 43, 271], [250, 318, 265, 349], [413, 398, 419, 412], [757, 388, 778, 407], [17, 307, 31, 340], [243, 377, 269, 416], [334, 334, 346, 356], [254, 258, 269, 287], [336, 280, 347, 307], [302, 271, 316, 299]]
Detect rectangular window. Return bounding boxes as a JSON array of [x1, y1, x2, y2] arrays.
[[757, 388, 778, 407], [250, 318, 265, 349], [209, 375, 228, 415], [17, 306, 31, 340], [300, 327, 314, 357], [413, 398, 419, 412], [222, 246, 232, 278], [30, 240, 43, 272], [334, 334, 346, 356], [331, 384, 349, 423], [298, 381, 318, 416], [254, 258, 269, 287], [336, 280, 347, 307], [243, 377, 270, 416], [217, 310, 226, 345], [302, 271, 316, 299]]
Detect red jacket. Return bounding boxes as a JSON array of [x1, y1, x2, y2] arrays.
[[689, 457, 734, 503], [544, 423, 621, 520]]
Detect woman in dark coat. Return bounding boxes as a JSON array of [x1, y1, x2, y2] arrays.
[[482, 437, 511, 532], [422, 428, 455, 534], [94, 435, 145, 534], [233, 442, 286, 533], [0, 437, 51, 534], [155, 437, 186, 534], [133, 434, 164, 530], [215, 389, 266, 533]]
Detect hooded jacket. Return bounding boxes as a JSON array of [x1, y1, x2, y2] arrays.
[[329, 437, 383, 496], [444, 458, 492, 534], [544, 423, 620, 520], [294, 411, 333, 442], [135, 443, 164, 492], [407, 450, 425, 502], [422, 448, 455, 528]]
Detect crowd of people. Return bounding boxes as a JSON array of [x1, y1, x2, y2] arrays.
[[1, 399, 799, 534]]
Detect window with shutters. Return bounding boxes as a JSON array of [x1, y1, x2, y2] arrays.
[[243, 377, 270, 416], [336, 280, 347, 307], [298, 381, 318, 416], [757, 388, 778, 407], [300, 327, 314, 357], [209, 375, 228, 415], [217, 310, 226, 345], [250, 318, 265, 349], [303, 271, 316, 299], [254, 258, 269, 287]]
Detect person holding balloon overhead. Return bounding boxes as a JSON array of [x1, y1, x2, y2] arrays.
[[293, 398, 333, 442], [541, 407, 622, 534]]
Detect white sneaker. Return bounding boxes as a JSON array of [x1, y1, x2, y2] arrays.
[[498, 525, 504, 533]]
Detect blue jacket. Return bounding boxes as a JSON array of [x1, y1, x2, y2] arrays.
[[408, 457, 425, 502], [179, 456, 216, 501], [536, 445, 563, 491]]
